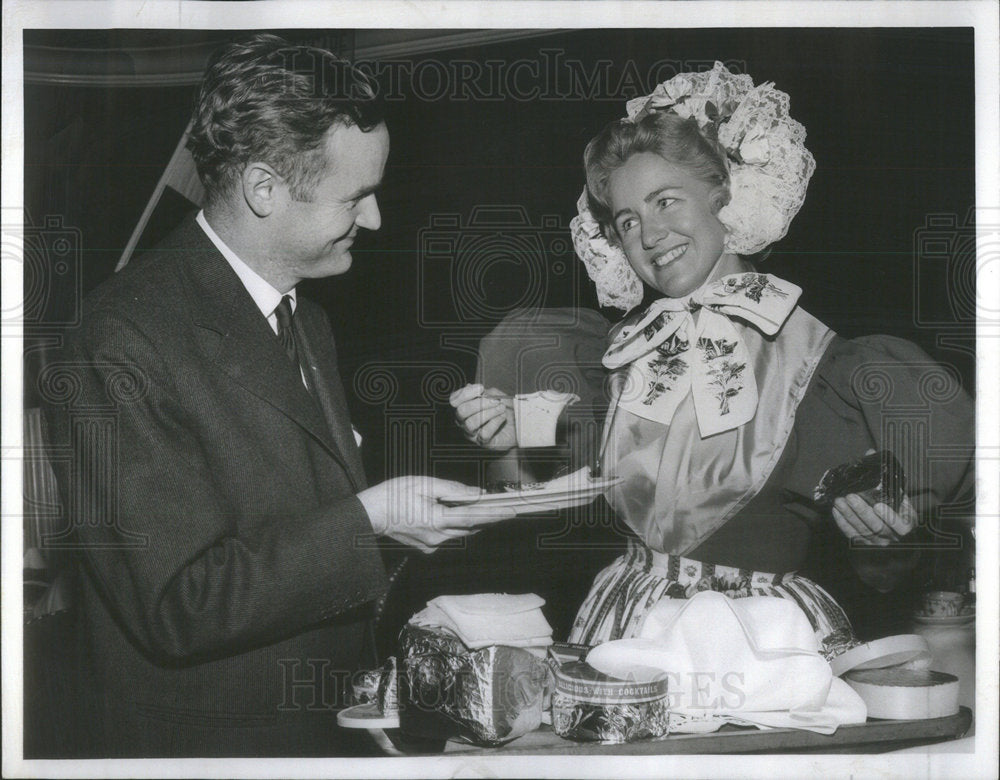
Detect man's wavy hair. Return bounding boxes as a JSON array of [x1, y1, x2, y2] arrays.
[[188, 34, 384, 205]]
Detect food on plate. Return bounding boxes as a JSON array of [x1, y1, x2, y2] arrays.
[[351, 657, 398, 715], [485, 479, 548, 494]]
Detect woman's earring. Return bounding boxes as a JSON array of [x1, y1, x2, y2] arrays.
[[722, 226, 739, 255]]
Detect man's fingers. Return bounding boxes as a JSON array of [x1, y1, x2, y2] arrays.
[[439, 505, 517, 526], [422, 478, 482, 496]]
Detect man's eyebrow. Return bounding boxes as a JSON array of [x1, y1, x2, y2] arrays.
[[612, 186, 681, 223], [345, 180, 383, 201]]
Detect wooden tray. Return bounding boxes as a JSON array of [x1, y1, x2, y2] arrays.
[[381, 707, 972, 756]]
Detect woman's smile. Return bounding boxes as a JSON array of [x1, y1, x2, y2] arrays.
[[608, 152, 729, 298], [651, 242, 688, 267]]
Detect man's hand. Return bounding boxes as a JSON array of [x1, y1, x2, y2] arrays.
[[832, 493, 918, 547], [450, 383, 516, 451], [358, 476, 516, 553]]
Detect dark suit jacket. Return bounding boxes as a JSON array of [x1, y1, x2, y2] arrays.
[[42, 216, 389, 756]]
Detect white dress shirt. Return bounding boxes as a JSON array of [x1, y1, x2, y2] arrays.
[[194, 212, 363, 447], [196, 210, 294, 333]]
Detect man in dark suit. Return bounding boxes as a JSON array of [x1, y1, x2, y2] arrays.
[[41, 34, 512, 757]]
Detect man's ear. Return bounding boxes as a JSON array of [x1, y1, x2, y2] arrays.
[[242, 162, 282, 217]]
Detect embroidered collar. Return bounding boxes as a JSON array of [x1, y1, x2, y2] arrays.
[[603, 272, 801, 436]]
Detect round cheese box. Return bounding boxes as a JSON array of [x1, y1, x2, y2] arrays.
[[843, 668, 959, 720]]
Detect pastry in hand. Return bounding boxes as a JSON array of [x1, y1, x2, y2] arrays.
[[813, 450, 907, 512]]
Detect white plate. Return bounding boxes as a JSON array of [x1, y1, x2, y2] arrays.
[[438, 476, 622, 510], [336, 702, 400, 729], [912, 612, 975, 626]]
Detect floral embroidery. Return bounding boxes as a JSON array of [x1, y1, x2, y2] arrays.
[[642, 333, 689, 406], [720, 272, 790, 304], [711, 572, 753, 594], [665, 582, 688, 599], [685, 576, 714, 598], [696, 337, 737, 361], [697, 337, 746, 416], [603, 273, 801, 436], [707, 360, 746, 416], [643, 312, 670, 340], [822, 628, 858, 659]]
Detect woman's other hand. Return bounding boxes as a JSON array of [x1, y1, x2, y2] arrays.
[[450, 383, 517, 451], [832, 493, 918, 546]]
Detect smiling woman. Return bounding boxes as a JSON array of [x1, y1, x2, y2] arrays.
[[586, 110, 732, 300], [461, 64, 975, 675], [606, 151, 727, 299]]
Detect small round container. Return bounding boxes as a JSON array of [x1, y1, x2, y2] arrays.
[[920, 591, 965, 617], [551, 661, 670, 743]]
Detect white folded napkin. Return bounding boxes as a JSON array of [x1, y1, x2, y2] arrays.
[[586, 591, 867, 734], [411, 593, 554, 650]]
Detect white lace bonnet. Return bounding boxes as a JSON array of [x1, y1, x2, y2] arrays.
[[570, 62, 816, 311]]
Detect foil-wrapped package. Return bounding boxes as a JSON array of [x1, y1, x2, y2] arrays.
[[550, 661, 670, 743], [398, 623, 550, 746], [814, 450, 906, 512]]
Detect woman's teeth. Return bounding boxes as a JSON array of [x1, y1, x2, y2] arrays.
[[653, 244, 688, 267]]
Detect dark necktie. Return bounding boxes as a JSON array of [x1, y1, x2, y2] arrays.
[[274, 295, 301, 369]]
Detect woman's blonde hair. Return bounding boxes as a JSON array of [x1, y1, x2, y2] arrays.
[[584, 112, 731, 241]]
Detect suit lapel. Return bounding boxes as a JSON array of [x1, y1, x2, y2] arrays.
[[175, 217, 358, 481], [295, 307, 367, 491]]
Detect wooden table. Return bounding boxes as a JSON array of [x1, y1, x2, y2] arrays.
[[379, 707, 972, 756]]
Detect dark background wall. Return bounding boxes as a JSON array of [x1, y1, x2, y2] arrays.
[[23, 27, 976, 645]]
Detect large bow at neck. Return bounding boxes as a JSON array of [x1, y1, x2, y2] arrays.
[[603, 272, 801, 437]]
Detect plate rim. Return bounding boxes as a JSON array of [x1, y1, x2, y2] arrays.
[[336, 702, 400, 729], [911, 612, 975, 625], [438, 476, 622, 506]]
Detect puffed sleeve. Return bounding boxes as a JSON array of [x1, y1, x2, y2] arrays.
[[784, 334, 974, 595], [787, 334, 974, 523], [476, 307, 612, 479]]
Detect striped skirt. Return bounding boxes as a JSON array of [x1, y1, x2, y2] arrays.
[[568, 538, 858, 661]]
